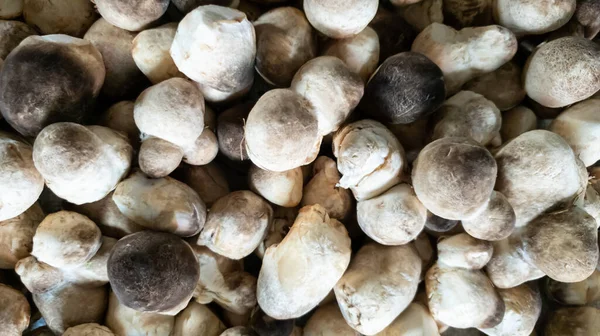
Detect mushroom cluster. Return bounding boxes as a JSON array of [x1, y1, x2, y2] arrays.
[[1, 1, 599, 335]]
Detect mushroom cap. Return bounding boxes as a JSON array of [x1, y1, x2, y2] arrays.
[[33, 123, 133, 205], [545, 269, 600, 306], [15, 256, 66, 294], [463, 62, 525, 111], [370, 13, 417, 62], [375, 303, 439, 336], [105, 290, 175, 336], [171, 0, 239, 14], [397, 0, 444, 32], [362, 52, 445, 124], [63, 323, 115, 336], [23, 0, 97, 37], [101, 101, 140, 148], [198, 190, 273, 260], [138, 137, 184, 178], [217, 102, 251, 162], [182, 129, 219, 166], [0, 132, 44, 221], [172, 301, 226, 336], [412, 137, 497, 220], [132, 22, 185, 84], [290, 56, 364, 135], [500, 106, 537, 142], [545, 307, 600, 336], [303, 303, 360, 336], [245, 89, 321, 172], [220, 327, 257, 336], [442, 0, 494, 29], [182, 163, 230, 207], [0, 0, 23, 19], [493, 0, 576, 35], [31, 211, 102, 269], [134, 77, 205, 149], [437, 233, 493, 270], [0, 35, 104, 137], [0, 19, 36, 59], [108, 231, 200, 314], [462, 191, 516, 241], [94, 0, 169, 31], [524, 37, 600, 108], [0, 284, 30, 335], [357, 183, 427, 245], [0, 203, 44, 268], [304, 0, 378, 38], [574, 0, 600, 39], [249, 164, 303, 208], [322, 26, 380, 83]]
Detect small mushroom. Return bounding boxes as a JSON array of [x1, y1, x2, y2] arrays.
[[361, 52, 445, 124], [182, 163, 231, 207], [437, 233, 493, 270], [442, 0, 493, 29], [463, 62, 526, 111], [303, 303, 360, 336], [249, 165, 303, 208], [461, 191, 516, 241], [546, 269, 600, 306], [218, 102, 251, 162], [0, 19, 37, 59], [138, 137, 184, 178], [397, 0, 444, 32], [100, 101, 140, 148], [178, 128, 218, 167], [572, 0, 600, 39], [0, 0, 23, 19], [411, 23, 517, 95], [105, 290, 175, 336], [333, 120, 406, 201], [0, 203, 43, 268], [63, 323, 115, 336], [173, 301, 226, 336], [197, 190, 273, 259], [375, 303, 440, 336], [423, 211, 460, 237], [0, 284, 30, 335], [257, 205, 351, 319], [499, 106, 537, 142], [493, 0, 576, 36], [334, 243, 422, 334], [249, 308, 295, 336], [304, 0, 378, 38], [322, 27, 380, 83], [170, 5, 256, 103], [23, 0, 97, 37], [108, 231, 200, 315], [254, 206, 295, 259], [0, 35, 104, 137], [94, 0, 169, 31], [545, 307, 600, 335]]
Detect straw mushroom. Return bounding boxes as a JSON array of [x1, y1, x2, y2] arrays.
[[545, 307, 600, 336], [303, 303, 360, 336], [217, 102, 251, 162], [182, 163, 230, 207], [500, 106, 537, 142], [375, 303, 439, 336], [173, 301, 226, 336], [23, 0, 96, 37], [493, 0, 576, 35], [322, 27, 380, 83], [249, 165, 303, 208], [461, 191, 516, 241], [94, 0, 169, 31], [0, 203, 43, 268], [303, 0, 378, 39], [100, 101, 140, 148], [0, 284, 30, 336], [105, 290, 175, 336], [63, 324, 115, 336], [545, 269, 600, 306], [0, 0, 23, 19], [442, 0, 493, 29], [0, 20, 37, 59], [437, 234, 493, 270], [463, 62, 526, 111]]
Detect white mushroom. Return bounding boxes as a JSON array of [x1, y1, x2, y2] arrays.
[[0, 284, 30, 336], [0, 203, 43, 268], [105, 290, 175, 336], [322, 27, 380, 83], [63, 323, 115, 336], [94, 0, 169, 31], [493, 0, 576, 35], [173, 301, 226, 336], [132, 23, 185, 84], [23, 0, 97, 37], [461, 191, 516, 241], [303, 0, 378, 39], [374, 303, 440, 336], [303, 303, 360, 336], [249, 165, 303, 208], [437, 233, 493, 270]]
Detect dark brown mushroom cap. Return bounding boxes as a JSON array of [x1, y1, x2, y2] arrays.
[[108, 231, 200, 313], [361, 52, 445, 124]]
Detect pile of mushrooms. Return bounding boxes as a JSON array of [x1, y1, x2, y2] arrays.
[[0, 0, 599, 335]]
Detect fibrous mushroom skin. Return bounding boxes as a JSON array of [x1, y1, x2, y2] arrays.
[[463, 62, 525, 111], [334, 243, 422, 335], [333, 120, 406, 201], [0, 35, 105, 137], [249, 165, 303, 208], [500, 106, 537, 142], [494, 130, 587, 227], [303, 303, 360, 336], [23, 0, 97, 37], [303, 0, 378, 39], [374, 303, 440, 336], [322, 27, 380, 83], [63, 323, 115, 336], [0, 283, 30, 336], [545, 307, 600, 336], [493, 0, 576, 36], [461, 191, 516, 241], [437, 233, 493, 270], [106, 290, 174, 336], [411, 23, 517, 95], [257, 205, 351, 319], [0, 20, 37, 59], [94, 0, 169, 31], [172, 301, 226, 336], [0, 203, 43, 269]]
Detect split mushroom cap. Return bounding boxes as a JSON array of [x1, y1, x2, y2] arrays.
[[105, 290, 175, 336], [461, 191, 516, 241], [322, 26, 380, 83], [198, 190, 273, 260], [137, 137, 183, 178], [432, 90, 502, 145], [32, 123, 133, 205], [0, 35, 104, 137], [113, 171, 207, 237], [107, 231, 200, 315], [493, 0, 576, 35], [0, 132, 44, 221], [334, 243, 422, 335], [217, 102, 251, 162], [131, 22, 185, 84], [500, 106, 537, 142], [426, 263, 505, 329], [303, 303, 360, 336], [524, 37, 600, 108], [442, 0, 493, 29], [374, 302, 440, 336], [173, 301, 226, 336], [333, 119, 406, 201], [545, 269, 600, 306], [0, 203, 43, 268], [495, 130, 587, 227], [463, 62, 526, 111], [357, 183, 427, 246], [545, 307, 600, 336], [291, 56, 364, 136], [101, 101, 140, 148], [172, 0, 240, 14], [397, 0, 444, 32], [170, 5, 256, 102], [0, 19, 37, 59], [249, 165, 303, 208], [183, 163, 230, 207], [549, 98, 600, 166], [254, 7, 317, 87], [0, 0, 22, 19], [437, 233, 493, 270], [63, 323, 115, 336], [0, 284, 30, 336], [257, 205, 351, 319], [303, 0, 378, 39], [23, 0, 96, 37], [361, 52, 445, 125], [245, 89, 321, 172], [94, 0, 169, 31], [412, 137, 497, 220], [411, 23, 517, 95]]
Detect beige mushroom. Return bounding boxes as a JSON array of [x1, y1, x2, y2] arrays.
[[303, 303, 360, 336], [0, 284, 30, 336], [257, 205, 351, 319], [138, 137, 184, 178], [397, 0, 444, 32], [500, 106, 537, 142], [249, 165, 303, 207], [461, 191, 516, 241], [105, 290, 175, 336], [437, 233, 493, 270], [546, 269, 600, 306], [94, 0, 169, 31], [545, 307, 600, 335], [374, 303, 440, 336], [23, 0, 97, 37], [254, 206, 295, 259], [173, 301, 226, 336], [217, 102, 251, 162], [182, 163, 230, 207], [494, 0, 576, 35], [63, 323, 115, 336], [322, 27, 380, 83], [0, 203, 43, 268], [423, 211, 460, 237], [478, 284, 541, 336], [100, 101, 140, 148], [0, 19, 37, 59], [304, 0, 378, 38], [0, 0, 23, 19], [463, 62, 526, 111], [132, 23, 185, 84], [220, 327, 256, 336], [442, 0, 493, 29]]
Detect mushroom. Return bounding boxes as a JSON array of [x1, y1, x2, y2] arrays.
[[545, 269, 600, 306], [426, 263, 505, 329], [431, 91, 501, 145], [171, 0, 240, 14], [357, 184, 427, 246], [524, 37, 600, 108], [334, 243, 422, 334], [583, 184, 600, 228], [333, 120, 406, 201], [105, 290, 175, 336], [249, 308, 296, 336], [112, 171, 207, 237], [0, 19, 36, 59], [254, 7, 317, 87], [412, 137, 497, 220], [437, 233, 493, 270], [397, 0, 444, 32], [178, 121, 216, 165], [291, 56, 364, 136], [375, 303, 440, 336], [369, 13, 417, 62], [0, 35, 104, 137], [100, 101, 140, 148], [361, 52, 445, 124], [107, 231, 200, 315], [495, 130, 587, 227], [423, 211, 461, 237], [389, 0, 423, 5], [32, 123, 133, 205], [461, 191, 516, 241], [237, 0, 263, 21], [303, 0, 378, 39], [463, 62, 526, 111], [0, 132, 44, 221], [442, 0, 493, 29], [0, 203, 43, 269], [93, 0, 169, 31], [84, 18, 149, 100], [0, 0, 22, 19], [63, 323, 115, 336], [493, 0, 576, 36], [173, 301, 226, 336], [301, 156, 353, 221], [170, 5, 256, 103], [197, 190, 273, 259], [303, 303, 360, 336], [221, 327, 257, 336], [571, 0, 600, 39], [411, 23, 517, 95], [545, 307, 600, 335], [500, 106, 537, 142], [0, 284, 30, 335], [245, 89, 321, 172], [257, 205, 351, 319], [182, 163, 230, 207], [322, 27, 380, 83], [549, 98, 600, 166], [217, 102, 251, 162], [23, 0, 97, 36], [254, 206, 295, 259], [249, 165, 303, 208]]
